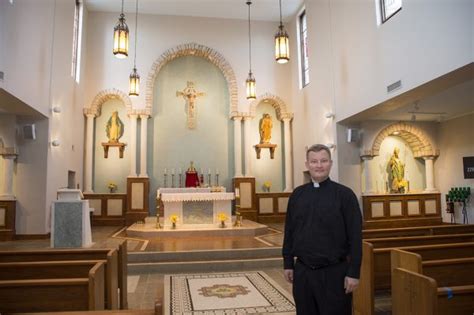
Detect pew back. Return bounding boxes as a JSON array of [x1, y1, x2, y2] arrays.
[[0, 262, 105, 313], [363, 224, 474, 239]]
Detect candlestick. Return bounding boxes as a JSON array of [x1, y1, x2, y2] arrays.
[[179, 174, 183, 188], [207, 173, 211, 187], [171, 174, 175, 188], [164, 173, 168, 188], [215, 174, 219, 186]]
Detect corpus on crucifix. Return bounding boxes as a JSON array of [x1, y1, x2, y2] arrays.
[[176, 81, 205, 129]]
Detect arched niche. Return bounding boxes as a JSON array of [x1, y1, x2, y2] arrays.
[[145, 43, 238, 116], [84, 88, 133, 117]]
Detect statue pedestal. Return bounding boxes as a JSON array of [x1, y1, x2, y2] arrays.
[[101, 142, 127, 158], [254, 143, 277, 159]]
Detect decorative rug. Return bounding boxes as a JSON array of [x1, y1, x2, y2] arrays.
[[164, 271, 295, 314]]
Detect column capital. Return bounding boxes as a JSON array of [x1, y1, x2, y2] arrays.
[[281, 113, 294, 121], [231, 115, 243, 121], [422, 155, 436, 160], [83, 107, 99, 117], [0, 147, 18, 159], [139, 114, 150, 120], [242, 114, 254, 121], [360, 155, 374, 161], [128, 113, 139, 119]]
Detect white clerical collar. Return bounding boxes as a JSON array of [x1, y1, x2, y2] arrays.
[[312, 181, 320, 188]]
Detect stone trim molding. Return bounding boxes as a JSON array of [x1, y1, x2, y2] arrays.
[[85, 88, 133, 117], [248, 93, 293, 121], [369, 122, 439, 158], [146, 43, 238, 115]]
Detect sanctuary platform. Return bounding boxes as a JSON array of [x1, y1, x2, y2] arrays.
[[126, 217, 268, 238]]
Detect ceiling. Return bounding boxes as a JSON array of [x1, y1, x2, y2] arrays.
[[84, 0, 304, 22], [341, 63, 474, 124]]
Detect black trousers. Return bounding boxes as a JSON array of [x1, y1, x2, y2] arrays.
[[293, 259, 352, 315]]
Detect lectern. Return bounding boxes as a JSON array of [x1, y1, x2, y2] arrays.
[[51, 189, 93, 248]]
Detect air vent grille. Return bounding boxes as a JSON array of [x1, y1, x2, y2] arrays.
[[387, 80, 402, 93]]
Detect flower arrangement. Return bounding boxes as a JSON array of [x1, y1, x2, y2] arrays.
[[262, 181, 272, 192], [217, 212, 228, 222], [107, 181, 117, 193], [169, 214, 179, 224]]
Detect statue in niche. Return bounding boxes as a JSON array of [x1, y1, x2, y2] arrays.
[[388, 147, 408, 193], [259, 113, 273, 144], [106, 111, 124, 143], [176, 81, 205, 129]]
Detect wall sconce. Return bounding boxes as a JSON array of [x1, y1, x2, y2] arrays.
[[51, 140, 60, 147], [325, 112, 335, 119], [52, 106, 61, 113], [326, 143, 335, 149]]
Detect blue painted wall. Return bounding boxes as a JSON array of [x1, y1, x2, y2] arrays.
[[147, 56, 233, 213]]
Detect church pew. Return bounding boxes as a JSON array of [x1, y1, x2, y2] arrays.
[[0, 245, 124, 310], [364, 232, 474, 249], [392, 268, 474, 315], [362, 224, 474, 239], [0, 262, 105, 313], [391, 249, 474, 287], [353, 241, 474, 315]]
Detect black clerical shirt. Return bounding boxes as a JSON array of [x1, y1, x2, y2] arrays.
[[282, 178, 362, 278]]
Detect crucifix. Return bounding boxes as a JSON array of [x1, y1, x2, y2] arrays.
[[176, 81, 205, 129]]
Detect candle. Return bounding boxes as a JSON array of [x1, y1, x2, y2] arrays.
[[235, 188, 240, 197], [164, 168, 167, 174], [179, 168, 182, 175], [171, 168, 175, 175], [200, 168, 203, 174], [208, 168, 211, 174], [216, 168, 219, 175]]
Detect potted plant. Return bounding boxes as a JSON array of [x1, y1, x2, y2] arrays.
[[107, 182, 117, 193]]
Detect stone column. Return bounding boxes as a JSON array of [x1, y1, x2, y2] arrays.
[[129, 114, 138, 177], [282, 117, 293, 191], [361, 155, 376, 194], [0, 151, 18, 200], [139, 114, 149, 177], [423, 156, 436, 192], [84, 113, 95, 193], [233, 116, 243, 177], [243, 116, 253, 177]]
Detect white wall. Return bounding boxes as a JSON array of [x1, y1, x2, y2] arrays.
[[1, 0, 55, 116], [331, 0, 472, 121], [435, 114, 474, 224], [83, 11, 293, 115], [0, 0, 87, 234]]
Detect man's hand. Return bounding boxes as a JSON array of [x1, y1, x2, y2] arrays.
[[284, 269, 294, 283], [344, 276, 359, 294]]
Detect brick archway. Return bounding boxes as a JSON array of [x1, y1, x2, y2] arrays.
[[84, 88, 132, 117], [371, 122, 438, 158], [145, 43, 238, 116], [248, 93, 293, 121]]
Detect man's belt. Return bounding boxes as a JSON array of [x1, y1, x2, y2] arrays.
[[297, 256, 347, 270]]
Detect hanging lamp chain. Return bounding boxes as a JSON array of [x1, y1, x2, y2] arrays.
[[279, 0, 283, 27], [133, 0, 138, 68], [247, 0, 252, 72], [120, 0, 125, 19]]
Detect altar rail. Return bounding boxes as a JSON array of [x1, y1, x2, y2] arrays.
[[362, 193, 441, 229], [83, 193, 126, 226], [256, 192, 291, 223]]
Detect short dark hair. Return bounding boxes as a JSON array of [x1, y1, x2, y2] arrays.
[[306, 144, 331, 160]]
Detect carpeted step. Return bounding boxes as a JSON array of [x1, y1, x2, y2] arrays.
[[128, 257, 283, 273], [128, 247, 282, 263]]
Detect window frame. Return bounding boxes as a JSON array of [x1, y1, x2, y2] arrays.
[[380, 0, 402, 23], [298, 10, 309, 88]]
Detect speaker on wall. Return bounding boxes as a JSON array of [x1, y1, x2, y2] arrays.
[[23, 124, 36, 140], [347, 128, 359, 143]]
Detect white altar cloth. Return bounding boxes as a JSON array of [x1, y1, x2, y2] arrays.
[[158, 189, 235, 229]]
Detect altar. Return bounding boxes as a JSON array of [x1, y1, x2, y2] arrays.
[[157, 187, 234, 229]]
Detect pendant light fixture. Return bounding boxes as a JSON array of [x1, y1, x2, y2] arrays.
[[245, 0, 256, 100], [129, 0, 140, 96], [113, 0, 129, 58], [275, 0, 289, 63]]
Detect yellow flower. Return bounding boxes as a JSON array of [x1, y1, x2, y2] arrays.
[[107, 182, 117, 190], [217, 212, 227, 222], [263, 181, 272, 189], [169, 214, 179, 223]]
